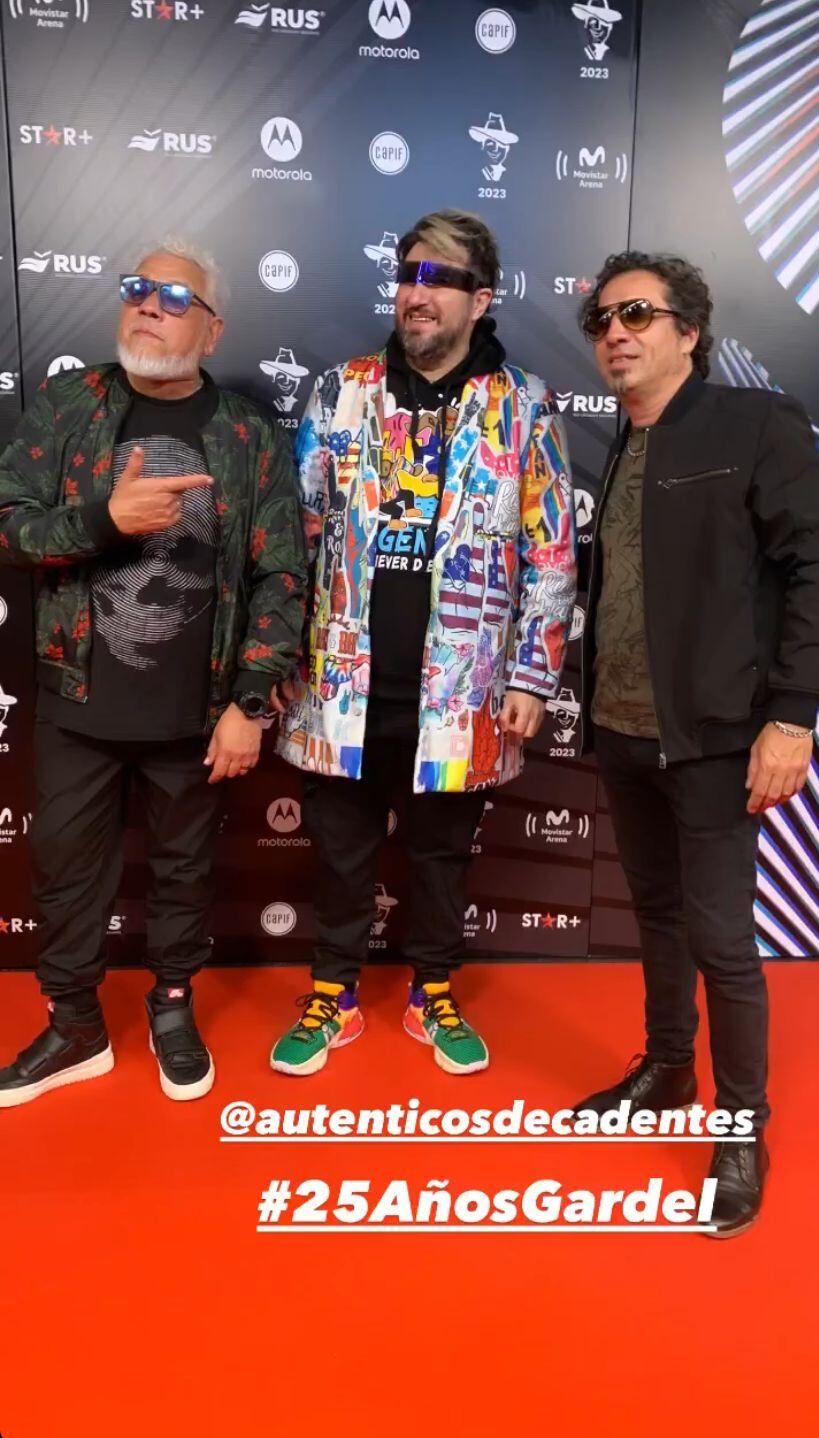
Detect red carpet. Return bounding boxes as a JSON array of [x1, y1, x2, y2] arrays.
[[1, 961, 817, 1436]]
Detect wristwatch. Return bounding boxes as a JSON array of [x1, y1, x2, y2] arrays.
[[235, 691, 268, 720]]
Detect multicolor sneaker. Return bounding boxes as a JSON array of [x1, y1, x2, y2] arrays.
[[404, 982, 489, 1075], [270, 981, 364, 1076]]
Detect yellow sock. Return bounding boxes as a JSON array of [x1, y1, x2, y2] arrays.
[[421, 982, 459, 1027]]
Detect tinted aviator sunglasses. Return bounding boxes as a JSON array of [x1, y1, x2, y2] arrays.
[[583, 297, 681, 341], [119, 273, 216, 317], [396, 259, 482, 293]]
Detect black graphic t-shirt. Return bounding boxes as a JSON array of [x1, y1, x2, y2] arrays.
[[39, 372, 220, 741], [367, 321, 505, 739]]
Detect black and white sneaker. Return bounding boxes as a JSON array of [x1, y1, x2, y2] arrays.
[[146, 993, 215, 1102], [0, 1003, 114, 1109]]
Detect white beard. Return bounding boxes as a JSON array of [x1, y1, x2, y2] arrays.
[[117, 339, 202, 380]]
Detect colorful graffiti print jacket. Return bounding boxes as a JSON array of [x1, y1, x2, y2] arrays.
[[0, 365, 307, 727], [277, 347, 577, 792]]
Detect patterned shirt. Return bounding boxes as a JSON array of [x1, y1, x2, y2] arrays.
[[592, 429, 660, 738]]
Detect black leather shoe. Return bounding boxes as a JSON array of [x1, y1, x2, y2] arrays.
[[0, 1003, 113, 1109], [704, 1136, 769, 1238], [573, 1053, 697, 1117], [146, 994, 215, 1102]]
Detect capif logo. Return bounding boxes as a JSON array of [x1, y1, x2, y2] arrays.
[[259, 251, 299, 292], [261, 902, 297, 936], [369, 131, 410, 176], [475, 8, 516, 53]]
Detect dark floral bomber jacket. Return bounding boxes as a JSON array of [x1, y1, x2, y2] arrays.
[[0, 364, 307, 728]]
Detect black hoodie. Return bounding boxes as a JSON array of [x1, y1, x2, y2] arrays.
[[367, 318, 506, 737]]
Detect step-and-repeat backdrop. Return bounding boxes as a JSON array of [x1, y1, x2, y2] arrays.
[[0, 0, 816, 968]]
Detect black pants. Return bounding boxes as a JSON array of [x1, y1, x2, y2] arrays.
[[303, 734, 485, 987], [594, 725, 769, 1124], [31, 720, 221, 1001]]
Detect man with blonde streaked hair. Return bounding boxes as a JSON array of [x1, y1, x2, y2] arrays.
[[270, 209, 576, 1077], [0, 236, 306, 1108]]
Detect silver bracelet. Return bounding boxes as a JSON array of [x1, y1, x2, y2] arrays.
[[772, 720, 813, 738]]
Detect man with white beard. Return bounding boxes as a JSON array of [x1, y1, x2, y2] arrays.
[[0, 237, 305, 1106]]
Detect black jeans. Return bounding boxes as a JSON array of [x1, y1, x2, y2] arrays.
[[594, 726, 769, 1124], [303, 733, 485, 987], [31, 720, 221, 1001]]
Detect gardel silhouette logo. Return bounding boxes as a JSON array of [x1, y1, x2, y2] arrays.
[[544, 686, 581, 745], [0, 683, 17, 745], [19, 124, 93, 147], [364, 230, 399, 305], [128, 128, 214, 156], [471, 799, 494, 855], [260, 348, 309, 425], [361, 0, 419, 60], [253, 117, 312, 183], [235, 4, 323, 33], [571, 0, 621, 62], [18, 250, 105, 277], [469, 112, 518, 184], [370, 883, 398, 941], [8, 0, 88, 25], [131, 2, 205, 19]]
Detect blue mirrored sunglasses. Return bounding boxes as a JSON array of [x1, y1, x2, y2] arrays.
[[119, 274, 216, 317]]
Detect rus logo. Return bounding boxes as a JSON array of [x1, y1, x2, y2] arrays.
[[18, 251, 104, 276], [128, 129, 213, 155], [235, 4, 322, 31]]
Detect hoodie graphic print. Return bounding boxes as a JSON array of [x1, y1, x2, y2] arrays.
[[368, 320, 506, 724]]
